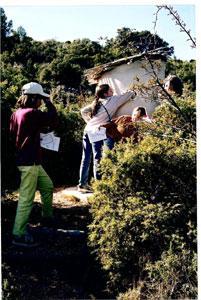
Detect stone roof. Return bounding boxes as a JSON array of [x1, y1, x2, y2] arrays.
[[85, 47, 172, 84]]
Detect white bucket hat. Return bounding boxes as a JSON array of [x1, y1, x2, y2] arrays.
[[22, 82, 50, 97]]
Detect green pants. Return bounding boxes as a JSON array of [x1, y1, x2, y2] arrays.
[[13, 165, 54, 237]]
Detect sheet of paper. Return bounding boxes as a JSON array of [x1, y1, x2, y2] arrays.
[[86, 126, 107, 143], [40, 132, 60, 151]]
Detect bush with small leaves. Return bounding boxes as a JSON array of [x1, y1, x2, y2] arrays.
[[41, 103, 85, 186], [88, 91, 196, 296]]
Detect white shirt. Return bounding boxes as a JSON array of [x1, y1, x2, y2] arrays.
[[81, 91, 136, 130]]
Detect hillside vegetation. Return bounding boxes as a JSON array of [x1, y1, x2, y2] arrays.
[[1, 7, 196, 299]]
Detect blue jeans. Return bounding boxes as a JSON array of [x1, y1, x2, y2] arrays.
[[78, 133, 114, 186], [104, 136, 115, 150]]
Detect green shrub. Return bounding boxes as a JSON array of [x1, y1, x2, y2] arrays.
[[118, 245, 197, 300], [151, 89, 196, 137], [143, 246, 197, 299], [41, 103, 85, 186], [88, 91, 196, 296]]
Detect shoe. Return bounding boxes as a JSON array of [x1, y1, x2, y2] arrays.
[[77, 185, 93, 193], [12, 233, 39, 248]]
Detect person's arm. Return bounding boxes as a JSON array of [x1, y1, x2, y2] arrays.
[[9, 114, 17, 147], [114, 91, 136, 107], [108, 91, 136, 115], [37, 98, 58, 128]]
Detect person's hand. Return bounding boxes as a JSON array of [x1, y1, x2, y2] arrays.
[[128, 90, 137, 99]]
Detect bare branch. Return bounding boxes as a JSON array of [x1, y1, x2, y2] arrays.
[[156, 5, 196, 48], [153, 6, 163, 38]]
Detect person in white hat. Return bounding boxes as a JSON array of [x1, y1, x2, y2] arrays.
[[10, 82, 57, 247]]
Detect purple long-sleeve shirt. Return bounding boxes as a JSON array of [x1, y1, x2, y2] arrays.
[[10, 101, 57, 166]]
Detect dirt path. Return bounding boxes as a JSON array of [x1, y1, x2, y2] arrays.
[[1, 187, 111, 299]]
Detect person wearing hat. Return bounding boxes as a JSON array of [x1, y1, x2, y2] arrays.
[[10, 82, 57, 247]]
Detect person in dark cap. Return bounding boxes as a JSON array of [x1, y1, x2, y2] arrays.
[[163, 75, 183, 96]]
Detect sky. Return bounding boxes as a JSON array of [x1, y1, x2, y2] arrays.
[[2, 4, 196, 61]]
